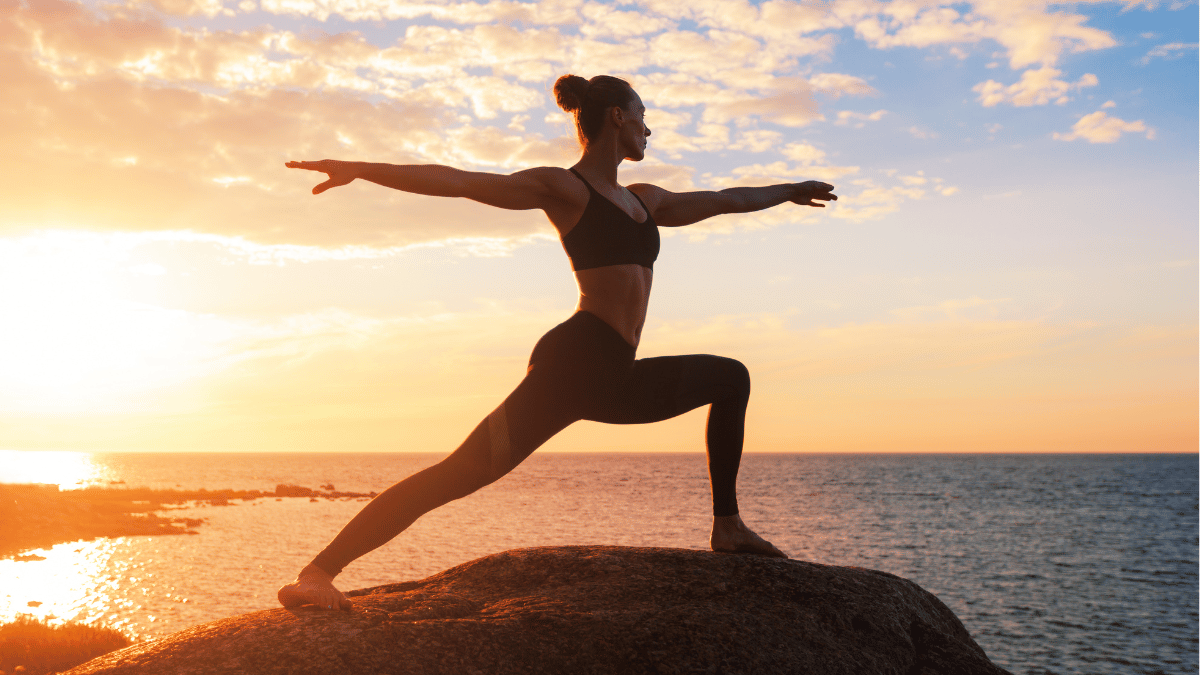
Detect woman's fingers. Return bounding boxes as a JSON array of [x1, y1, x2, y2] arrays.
[[791, 181, 837, 207], [313, 178, 343, 195], [285, 160, 328, 172], [791, 184, 837, 207], [286, 160, 347, 194]]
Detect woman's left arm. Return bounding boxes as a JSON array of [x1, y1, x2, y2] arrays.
[[631, 181, 837, 228]]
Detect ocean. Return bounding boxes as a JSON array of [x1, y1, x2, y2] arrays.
[[0, 451, 1195, 674]]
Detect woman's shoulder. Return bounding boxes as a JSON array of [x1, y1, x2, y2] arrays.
[[501, 166, 589, 202], [626, 182, 668, 212]]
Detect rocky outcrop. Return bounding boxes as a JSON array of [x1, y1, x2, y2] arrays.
[[67, 546, 1012, 675], [0, 484, 376, 559]]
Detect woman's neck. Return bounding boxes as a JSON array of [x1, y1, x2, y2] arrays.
[[573, 144, 624, 189]]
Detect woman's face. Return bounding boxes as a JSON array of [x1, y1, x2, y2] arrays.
[[620, 92, 651, 162]]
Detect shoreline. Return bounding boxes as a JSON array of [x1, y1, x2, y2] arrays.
[[0, 483, 376, 559]]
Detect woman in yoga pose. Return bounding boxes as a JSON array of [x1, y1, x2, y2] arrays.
[[279, 74, 837, 610]]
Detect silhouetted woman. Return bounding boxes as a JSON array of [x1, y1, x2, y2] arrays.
[[279, 74, 836, 610]]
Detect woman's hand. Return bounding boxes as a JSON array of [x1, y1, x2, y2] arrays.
[[285, 159, 360, 195], [790, 181, 837, 207]]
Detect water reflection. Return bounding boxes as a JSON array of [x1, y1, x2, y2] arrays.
[[0, 450, 109, 489], [0, 537, 185, 640]]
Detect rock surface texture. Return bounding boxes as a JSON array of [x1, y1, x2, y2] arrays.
[[68, 546, 1013, 675]]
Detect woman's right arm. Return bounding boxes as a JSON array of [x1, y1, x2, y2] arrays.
[[285, 160, 570, 212]]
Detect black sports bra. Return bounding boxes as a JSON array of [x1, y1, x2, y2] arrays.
[[562, 168, 660, 272]]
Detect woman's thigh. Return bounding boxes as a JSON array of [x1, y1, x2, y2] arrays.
[[585, 354, 748, 425], [495, 364, 583, 468]]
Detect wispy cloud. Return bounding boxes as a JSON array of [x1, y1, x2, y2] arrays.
[[973, 67, 1098, 107], [1140, 41, 1199, 63], [1053, 110, 1155, 143]]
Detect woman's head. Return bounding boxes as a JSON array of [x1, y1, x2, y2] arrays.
[[554, 74, 648, 156]]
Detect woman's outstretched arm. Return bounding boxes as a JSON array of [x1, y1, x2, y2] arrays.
[[285, 159, 572, 212], [631, 181, 837, 228]]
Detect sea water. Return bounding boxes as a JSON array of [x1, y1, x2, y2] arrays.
[[0, 451, 1195, 675]]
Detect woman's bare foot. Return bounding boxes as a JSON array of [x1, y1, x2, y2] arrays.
[[710, 514, 788, 558], [278, 564, 352, 610]]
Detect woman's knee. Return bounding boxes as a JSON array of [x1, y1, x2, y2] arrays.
[[709, 356, 750, 401]]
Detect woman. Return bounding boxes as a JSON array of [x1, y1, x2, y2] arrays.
[[279, 74, 837, 611]]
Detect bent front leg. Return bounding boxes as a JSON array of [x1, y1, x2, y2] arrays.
[[590, 354, 751, 517], [676, 356, 751, 517]]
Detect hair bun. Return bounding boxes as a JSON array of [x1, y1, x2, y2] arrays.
[[554, 74, 590, 113]]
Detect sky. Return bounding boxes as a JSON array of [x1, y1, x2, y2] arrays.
[[0, 0, 1195, 454]]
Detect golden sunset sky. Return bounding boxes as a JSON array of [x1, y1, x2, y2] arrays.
[[1, 0, 1195, 453]]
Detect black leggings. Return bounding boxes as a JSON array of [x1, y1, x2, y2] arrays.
[[312, 311, 750, 576]]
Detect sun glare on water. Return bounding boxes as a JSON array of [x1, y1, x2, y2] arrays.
[[0, 450, 104, 488], [0, 538, 150, 637]]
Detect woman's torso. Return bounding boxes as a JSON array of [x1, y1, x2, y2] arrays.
[[574, 265, 652, 347], [546, 167, 658, 348]]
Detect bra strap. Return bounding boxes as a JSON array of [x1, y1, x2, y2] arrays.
[[568, 167, 597, 194], [628, 189, 652, 218]]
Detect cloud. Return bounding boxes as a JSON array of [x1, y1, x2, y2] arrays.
[[433, 76, 545, 119], [1140, 41, 1199, 64], [780, 142, 827, 163], [973, 67, 1098, 107], [846, 1, 1117, 69], [827, 178, 924, 221], [640, 110, 735, 157], [1053, 110, 1155, 144], [808, 72, 877, 98], [731, 129, 784, 152], [834, 109, 887, 127], [138, 0, 229, 17], [700, 76, 823, 127], [253, 0, 584, 25], [641, 0, 839, 42], [439, 125, 578, 168], [580, 2, 676, 38]]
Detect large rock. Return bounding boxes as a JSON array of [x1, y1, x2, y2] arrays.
[[68, 546, 1012, 675]]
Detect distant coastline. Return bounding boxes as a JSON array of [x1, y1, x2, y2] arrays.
[[0, 483, 375, 559]]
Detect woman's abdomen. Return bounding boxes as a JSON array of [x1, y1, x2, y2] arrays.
[[573, 265, 653, 348]]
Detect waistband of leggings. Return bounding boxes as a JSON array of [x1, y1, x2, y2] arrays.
[[568, 310, 636, 359]]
